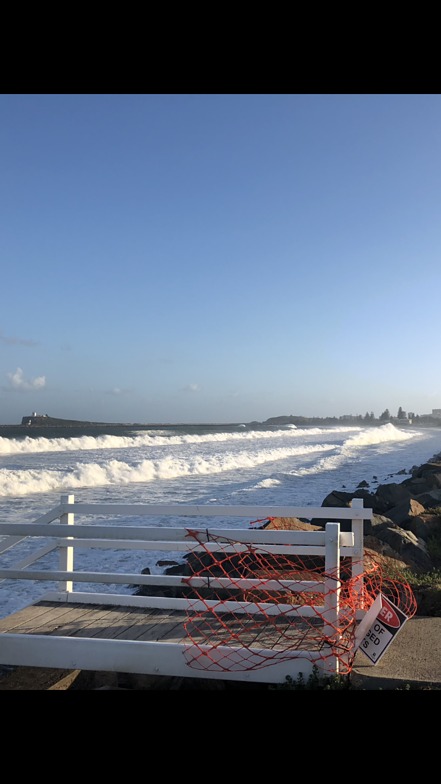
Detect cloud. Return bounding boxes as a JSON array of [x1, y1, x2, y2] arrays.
[[182, 383, 201, 393], [7, 367, 46, 390], [106, 387, 132, 396], [0, 331, 38, 347]]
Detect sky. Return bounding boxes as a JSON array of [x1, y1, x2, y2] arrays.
[[1, 93, 441, 425]]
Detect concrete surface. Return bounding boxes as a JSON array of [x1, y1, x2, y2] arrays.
[[351, 616, 441, 690]]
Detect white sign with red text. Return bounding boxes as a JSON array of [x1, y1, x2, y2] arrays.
[[354, 594, 409, 664]]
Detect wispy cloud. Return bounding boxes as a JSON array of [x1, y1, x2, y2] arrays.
[[7, 367, 46, 390], [106, 387, 132, 396], [0, 331, 38, 347], [182, 383, 201, 393]]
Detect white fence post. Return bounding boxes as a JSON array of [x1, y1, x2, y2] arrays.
[[323, 521, 341, 675], [59, 494, 74, 593], [350, 498, 365, 607]]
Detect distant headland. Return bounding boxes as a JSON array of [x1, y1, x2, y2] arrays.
[[0, 410, 439, 432], [20, 413, 127, 427]]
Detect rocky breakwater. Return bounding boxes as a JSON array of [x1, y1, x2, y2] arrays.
[[315, 451, 441, 615], [133, 452, 441, 617], [319, 452, 441, 569]]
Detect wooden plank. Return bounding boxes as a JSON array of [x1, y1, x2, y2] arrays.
[[0, 600, 322, 652], [120, 611, 186, 643], [182, 612, 324, 652], [66, 605, 176, 642], [46, 604, 129, 638], [0, 601, 83, 633]]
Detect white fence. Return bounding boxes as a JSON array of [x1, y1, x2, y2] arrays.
[[0, 495, 372, 684]]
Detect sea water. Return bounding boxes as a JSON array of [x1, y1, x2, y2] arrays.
[[1, 420, 441, 618]]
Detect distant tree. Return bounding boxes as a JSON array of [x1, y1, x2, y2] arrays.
[[397, 406, 407, 419], [379, 409, 390, 421], [408, 412, 415, 420]]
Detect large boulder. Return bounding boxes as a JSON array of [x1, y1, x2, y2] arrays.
[[368, 518, 433, 572], [401, 512, 441, 542], [318, 489, 375, 530], [373, 483, 413, 510], [413, 489, 441, 508], [403, 473, 441, 494], [265, 517, 323, 531], [410, 461, 441, 478], [386, 498, 426, 526]]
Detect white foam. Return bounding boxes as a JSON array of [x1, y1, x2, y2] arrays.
[[0, 443, 335, 497], [0, 425, 360, 456], [343, 422, 419, 447]]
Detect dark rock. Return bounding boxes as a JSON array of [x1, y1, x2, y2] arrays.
[[386, 498, 426, 527], [321, 490, 354, 507], [403, 513, 441, 542], [370, 521, 432, 572], [402, 473, 441, 493], [411, 462, 441, 478], [164, 562, 191, 576], [414, 489, 441, 508], [373, 483, 412, 510], [156, 560, 179, 567]]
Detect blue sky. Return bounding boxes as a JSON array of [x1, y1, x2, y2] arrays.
[[1, 93, 440, 425]]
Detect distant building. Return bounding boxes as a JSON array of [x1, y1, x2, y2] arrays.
[[432, 409, 441, 418]]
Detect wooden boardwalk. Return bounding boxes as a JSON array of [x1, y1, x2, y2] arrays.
[[0, 599, 323, 651]]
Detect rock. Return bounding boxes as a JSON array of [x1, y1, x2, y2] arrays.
[[386, 498, 426, 526], [403, 513, 441, 541], [265, 517, 323, 531], [374, 483, 413, 510], [366, 519, 433, 572], [156, 560, 179, 567], [413, 489, 441, 508], [321, 490, 354, 507]]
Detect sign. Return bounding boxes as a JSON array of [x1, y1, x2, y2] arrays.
[[354, 594, 409, 665]]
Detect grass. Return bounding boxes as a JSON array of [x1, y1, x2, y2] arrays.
[[271, 666, 351, 690], [271, 666, 441, 691]]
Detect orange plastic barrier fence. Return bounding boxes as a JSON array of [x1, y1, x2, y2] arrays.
[[181, 523, 417, 675]]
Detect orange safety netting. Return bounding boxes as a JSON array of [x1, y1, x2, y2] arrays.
[[181, 523, 417, 675]]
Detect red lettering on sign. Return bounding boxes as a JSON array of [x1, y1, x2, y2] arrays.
[[379, 598, 400, 629]]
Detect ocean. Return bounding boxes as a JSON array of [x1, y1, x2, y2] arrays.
[[1, 420, 441, 619]]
